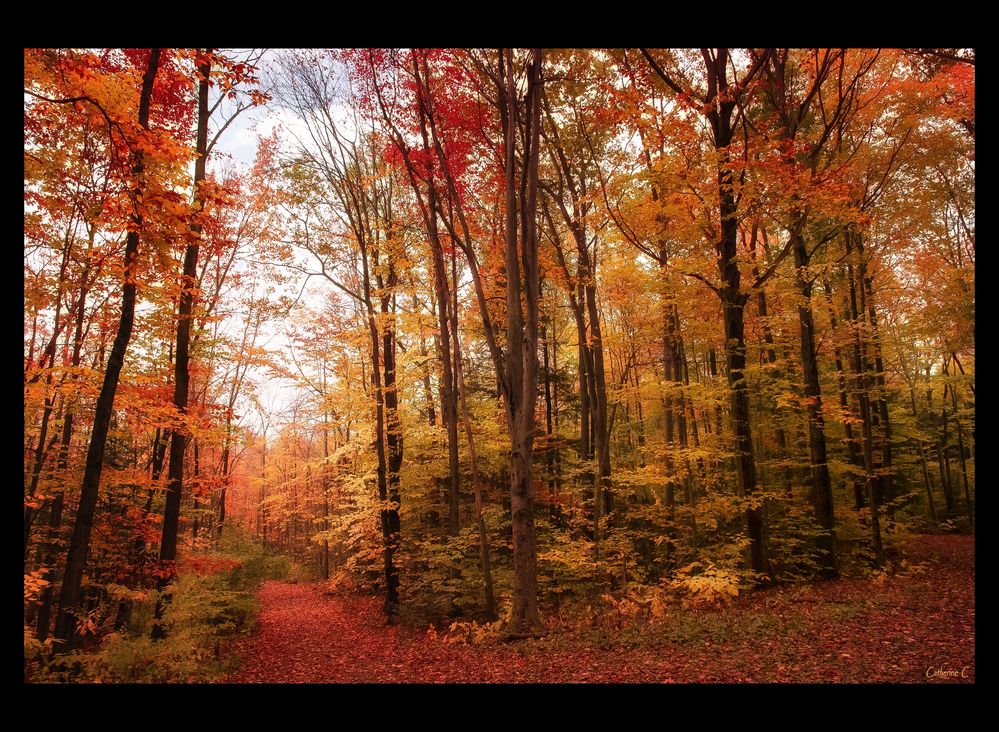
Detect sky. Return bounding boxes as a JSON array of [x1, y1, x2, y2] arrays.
[[209, 51, 305, 438], [207, 50, 363, 443]]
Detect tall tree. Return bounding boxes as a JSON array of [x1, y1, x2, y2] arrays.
[[53, 49, 163, 647], [495, 48, 545, 634], [153, 48, 212, 637], [642, 48, 774, 578]]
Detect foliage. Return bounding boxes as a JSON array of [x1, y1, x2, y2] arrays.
[[228, 536, 972, 682], [27, 530, 287, 683], [24, 47, 974, 680]]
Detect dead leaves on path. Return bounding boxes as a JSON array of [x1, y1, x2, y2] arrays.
[[225, 535, 974, 683]]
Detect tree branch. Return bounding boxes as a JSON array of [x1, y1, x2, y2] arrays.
[[639, 49, 698, 102]]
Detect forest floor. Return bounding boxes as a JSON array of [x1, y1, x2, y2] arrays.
[[223, 535, 974, 684]]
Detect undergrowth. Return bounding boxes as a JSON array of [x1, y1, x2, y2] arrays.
[[27, 529, 290, 683]]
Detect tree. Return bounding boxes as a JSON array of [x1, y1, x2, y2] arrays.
[[493, 48, 544, 635], [152, 48, 212, 636], [271, 50, 406, 615], [49, 48, 165, 648], [641, 48, 774, 578]]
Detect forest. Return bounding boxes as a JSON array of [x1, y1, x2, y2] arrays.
[[24, 48, 974, 683]]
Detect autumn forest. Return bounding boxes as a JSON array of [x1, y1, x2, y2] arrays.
[[24, 48, 974, 683]]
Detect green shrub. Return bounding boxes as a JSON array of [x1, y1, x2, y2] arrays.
[[30, 528, 289, 683]]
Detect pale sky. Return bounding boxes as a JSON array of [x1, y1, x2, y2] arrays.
[[208, 50, 349, 442]]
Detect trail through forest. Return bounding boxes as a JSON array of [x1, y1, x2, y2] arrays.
[[225, 536, 974, 684], [25, 48, 974, 684]]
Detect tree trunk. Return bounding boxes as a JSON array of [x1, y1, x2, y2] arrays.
[[751, 226, 792, 496], [36, 327, 82, 643], [792, 224, 837, 577], [359, 231, 400, 615], [716, 134, 769, 577], [414, 293, 437, 427], [153, 50, 211, 638], [406, 61, 460, 536], [501, 48, 544, 636], [216, 441, 230, 541], [660, 264, 678, 566], [862, 272, 894, 515], [24, 226, 73, 559], [822, 279, 865, 509], [945, 365, 973, 529], [937, 411, 955, 518], [909, 387, 938, 524], [707, 348, 724, 437], [845, 230, 883, 565], [541, 316, 557, 518], [382, 278, 403, 615], [53, 50, 161, 649], [426, 190, 460, 537], [455, 321, 496, 617], [585, 274, 612, 522], [578, 303, 592, 463], [260, 435, 268, 547], [322, 386, 331, 581], [543, 203, 594, 536]]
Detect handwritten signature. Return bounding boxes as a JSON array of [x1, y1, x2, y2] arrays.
[[926, 665, 972, 680]]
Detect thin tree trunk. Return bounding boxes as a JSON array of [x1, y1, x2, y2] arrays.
[[153, 50, 211, 638], [822, 279, 865, 509], [863, 272, 894, 515], [216, 440, 230, 540], [455, 317, 496, 617], [752, 226, 792, 496], [414, 293, 437, 426], [937, 414, 955, 518], [35, 280, 87, 643], [544, 203, 594, 534], [660, 259, 678, 566], [24, 221, 75, 558], [321, 366, 331, 580], [541, 311, 557, 516], [845, 230, 883, 564], [945, 366, 973, 529], [360, 232, 399, 615], [791, 221, 836, 577], [260, 434, 268, 548], [402, 60, 459, 536], [908, 387, 938, 524], [192, 439, 201, 539]]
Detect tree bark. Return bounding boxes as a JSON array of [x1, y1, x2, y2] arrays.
[[413, 293, 437, 427], [863, 271, 894, 515], [909, 387, 938, 524], [501, 48, 544, 636], [822, 279, 865, 509], [455, 312, 496, 617], [24, 221, 75, 558], [750, 226, 793, 496], [53, 50, 161, 648], [712, 76, 769, 577], [845, 230, 884, 564], [791, 221, 837, 577], [396, 56, 460, 536], [153, 50, 211, 638], [950, 396, 973, 529]]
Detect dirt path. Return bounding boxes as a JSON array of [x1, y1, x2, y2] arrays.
[[224, 535, 974, 683]]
